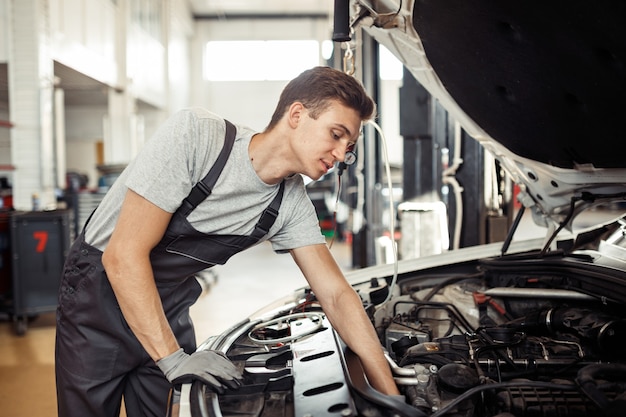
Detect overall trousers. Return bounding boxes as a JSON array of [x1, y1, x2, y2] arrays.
[[55, 120, 285, 417]]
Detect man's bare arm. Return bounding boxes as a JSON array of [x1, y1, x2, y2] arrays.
[[290, 244, 400, 395], [102, 189, 179, 361]]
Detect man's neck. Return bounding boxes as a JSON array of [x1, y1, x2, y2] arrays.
[[248, 130, 295, 184]]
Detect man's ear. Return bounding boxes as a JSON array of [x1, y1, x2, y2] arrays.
[[287, 102, 305, 128]]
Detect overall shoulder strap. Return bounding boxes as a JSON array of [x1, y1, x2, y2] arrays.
[[249, 180, 285, 241], [178, 119, 236, 217]]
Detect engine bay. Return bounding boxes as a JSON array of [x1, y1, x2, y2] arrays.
[[190, 225, 626, 417], [373, 258, 626, 417]]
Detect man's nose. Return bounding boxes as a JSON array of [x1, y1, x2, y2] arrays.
[[334, 144, 348, 162]]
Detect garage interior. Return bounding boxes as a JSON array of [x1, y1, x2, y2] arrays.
[[1, 1, 624, 416]]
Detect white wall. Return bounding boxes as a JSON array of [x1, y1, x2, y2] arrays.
[[50, 0, 118, 87], [51, 0, 194, 188], [0, 0, 8, 62], [190, 17, 333, 131], [200, 80, 286, 132], [66, 141, 99, 187], [379, 78, 403, 166], [167, 0, 194, 114], [64, 106, 107, 188], [49, 0, 188, 109]]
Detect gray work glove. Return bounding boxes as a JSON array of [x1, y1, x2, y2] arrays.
[[156, 348, 243, 393]]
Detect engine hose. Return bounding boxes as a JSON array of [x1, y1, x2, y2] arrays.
[[247, 313, 324, 344]]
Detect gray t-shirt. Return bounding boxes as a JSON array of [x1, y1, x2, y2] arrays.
[[85, 108, 326, 253]]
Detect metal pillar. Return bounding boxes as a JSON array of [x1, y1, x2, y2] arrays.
[[399, 67, 435, 201], [351, 31, 381, 268]]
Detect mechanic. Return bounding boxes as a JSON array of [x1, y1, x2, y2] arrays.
[[55, 66, 401, 417]]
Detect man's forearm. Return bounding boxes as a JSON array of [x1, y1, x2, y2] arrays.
[[324, 288, 400, 395], [290, 245, 400, 395], [104, 258, 180, 361], [101, 189, 180, 362]]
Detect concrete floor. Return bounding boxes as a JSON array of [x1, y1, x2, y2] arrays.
[[0, 207, 623, 417]]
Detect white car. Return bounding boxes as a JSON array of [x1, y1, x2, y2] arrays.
[[172, 2, 626, 416]]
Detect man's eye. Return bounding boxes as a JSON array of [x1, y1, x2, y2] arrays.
[[346, 143, 355, 152]]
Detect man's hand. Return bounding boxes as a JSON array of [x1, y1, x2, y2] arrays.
[[157, 348, 243, 393]]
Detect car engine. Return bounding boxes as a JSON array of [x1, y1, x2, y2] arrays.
[[374, 263, 626, 417]]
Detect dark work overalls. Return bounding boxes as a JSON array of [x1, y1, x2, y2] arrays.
[[55, 120, 285, 417]]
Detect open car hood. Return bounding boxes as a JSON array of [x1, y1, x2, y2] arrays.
[[352, 0, 626, 228]]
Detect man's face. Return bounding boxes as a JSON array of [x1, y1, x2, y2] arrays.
[[294, 100, 362, 181]]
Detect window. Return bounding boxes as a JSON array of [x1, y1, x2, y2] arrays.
[[204, 40, 320, 81], [379, 44, 403, 80]]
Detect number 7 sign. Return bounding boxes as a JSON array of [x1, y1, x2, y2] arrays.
[[33, 231, 48, 253]]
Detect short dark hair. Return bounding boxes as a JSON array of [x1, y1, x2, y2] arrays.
[[266, 66, 376, 131]]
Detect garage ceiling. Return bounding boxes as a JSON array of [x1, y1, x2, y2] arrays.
[[55, 62, 110, 106]]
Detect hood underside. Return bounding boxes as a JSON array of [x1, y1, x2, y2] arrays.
[[354, 0, 626, 223]]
